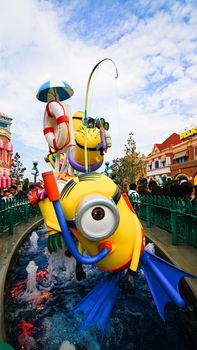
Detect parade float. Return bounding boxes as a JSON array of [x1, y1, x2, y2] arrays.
[[3, 59, 196, 350], [35, 59, 196, 335]]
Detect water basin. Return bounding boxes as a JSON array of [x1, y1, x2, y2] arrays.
[[4, 226, 194, 350]]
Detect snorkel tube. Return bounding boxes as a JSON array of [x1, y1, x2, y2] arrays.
[[42, 171, 109, 264]]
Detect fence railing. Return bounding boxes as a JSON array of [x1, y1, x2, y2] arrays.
[[129, 193, 197, 248], [0, 196, 41, 235]]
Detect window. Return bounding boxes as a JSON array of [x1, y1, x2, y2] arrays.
[[176, 157, 186, 164], [155, 160, 159, 169]]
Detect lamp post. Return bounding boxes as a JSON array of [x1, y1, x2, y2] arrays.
[[104, 161, 112, 177], [31, 160, 39, 184]]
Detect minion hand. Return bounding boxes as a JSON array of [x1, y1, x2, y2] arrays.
[[76, 261, 86, 281], [64, 250, 86, 281], [119, 269, 137, 295], [37, 189, 48, 201]]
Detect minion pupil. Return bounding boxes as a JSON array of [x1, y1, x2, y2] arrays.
[[92, 207, 105, 221]]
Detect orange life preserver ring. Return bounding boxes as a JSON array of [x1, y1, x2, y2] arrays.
[[43, 100, 70, 151]]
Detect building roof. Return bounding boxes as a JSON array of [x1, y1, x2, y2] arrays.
[[152, 133, 181, 153]]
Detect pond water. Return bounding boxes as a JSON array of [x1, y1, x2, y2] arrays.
[[4, 226, 194, 350]]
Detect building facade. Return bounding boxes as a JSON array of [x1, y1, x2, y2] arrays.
[[0, 112, 13, 190], [146, 126, 197, 185]]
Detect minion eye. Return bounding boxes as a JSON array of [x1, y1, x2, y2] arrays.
[[91, 207, 105, 221], [75, 195, 120, 241]]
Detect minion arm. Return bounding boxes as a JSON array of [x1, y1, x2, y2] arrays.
[[128, 217, 142, 272]]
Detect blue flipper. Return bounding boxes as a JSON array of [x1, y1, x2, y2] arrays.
[[71, 272, 123, 340], [140, 250, 196, 320]]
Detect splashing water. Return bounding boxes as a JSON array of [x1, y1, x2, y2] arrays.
[[59, 340, 76, 350], [29, 231, 39, 252], [26, 261, 38, 294]]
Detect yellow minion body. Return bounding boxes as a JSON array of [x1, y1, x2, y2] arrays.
[[73, 128, 103, 166], [72, 111, 84, 133], [39, 173, 144, 273]]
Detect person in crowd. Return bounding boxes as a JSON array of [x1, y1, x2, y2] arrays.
[[137, 178, 149, 195], [180, 181, 194, 202], [191, 185, 197, 215], [2, 189, 11, 200], [28, 185, 39, 208], [192, 185, 197, 199], [163, 180, 173, 197], [28, 183, 47, 208], [148, 179, 157, 193], [128, 183, 138, 196], [151, 185, 163, 196], [9, 185, 18, 198], [128, 183, 140, 203], [178, 175, 188, 185], [170, 183, 183, 199]]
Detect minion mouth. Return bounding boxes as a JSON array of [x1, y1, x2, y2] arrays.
[[76, 140, 98, 151]]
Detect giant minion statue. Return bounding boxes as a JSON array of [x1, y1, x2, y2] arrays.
[[40, 170, 195, 336], [36, 60, 196, 339]]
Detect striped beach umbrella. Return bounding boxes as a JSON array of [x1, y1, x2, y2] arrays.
[[36, 80, 74, 102]]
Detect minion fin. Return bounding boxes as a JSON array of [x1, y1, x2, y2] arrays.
[[71, 272, 123, 340], [140, 250, 196, 320]]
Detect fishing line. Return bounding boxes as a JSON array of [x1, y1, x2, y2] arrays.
[[84, 58, 118, 173]]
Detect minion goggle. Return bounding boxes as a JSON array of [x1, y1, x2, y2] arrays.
[[68, 187, 121, 241]]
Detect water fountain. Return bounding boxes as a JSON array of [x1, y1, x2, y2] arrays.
[[59, 340, 76, 350], [25, 260, 38, 294], [29, 231, 39, 252], [4, 228, 195, 350]]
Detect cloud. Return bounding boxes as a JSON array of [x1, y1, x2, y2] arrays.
[[0, 0, 196, 178]]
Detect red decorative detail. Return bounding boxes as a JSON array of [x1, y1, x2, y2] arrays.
[[5, 141, 13, 152], [122, 192, 144, 254], [53, 137, 58, 151], [98, 241, 112, 253], [43, 127, 54, 135], [19, 320, 34, 336], [56, 115, 69, 124], [0, 175, 11, 188], [122, 192, 135, 213], [36, 270, 47, 281]]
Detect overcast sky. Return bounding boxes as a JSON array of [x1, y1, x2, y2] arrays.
[[0, 0, 196, 180]]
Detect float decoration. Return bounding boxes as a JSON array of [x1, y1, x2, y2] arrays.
[[83, 58, 118, 173], [37, 80, 75, 173], [36, 80, 74, 102], [34, 61, 197, 341]]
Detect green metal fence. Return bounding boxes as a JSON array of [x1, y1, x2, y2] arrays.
[[129, 193, 197, 248], [0, 197, 41, 235]]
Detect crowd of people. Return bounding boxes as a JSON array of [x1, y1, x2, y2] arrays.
[[0, 185, 22, 200], [128, 177, 197, 212], [0, 183, 44, 203]]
